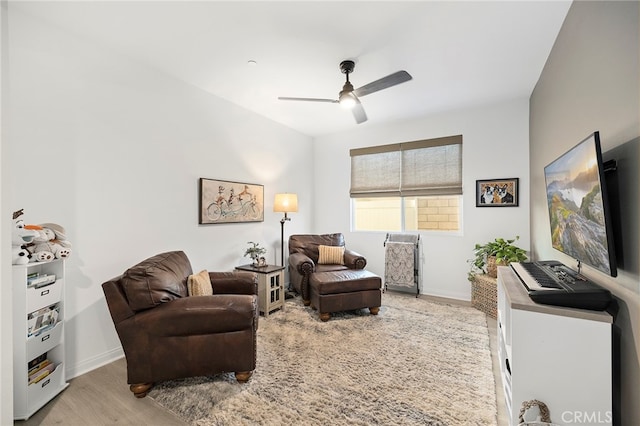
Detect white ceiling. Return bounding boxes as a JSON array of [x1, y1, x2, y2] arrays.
[[11, 0, 572, 137]]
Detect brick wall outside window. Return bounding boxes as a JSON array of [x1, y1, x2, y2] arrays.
[[352, 196, 460, 232], [416, 196, 459, 231]]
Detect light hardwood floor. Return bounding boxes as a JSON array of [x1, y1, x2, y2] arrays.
[[15, 300, 508, 426], [14, 357, 186, 426]]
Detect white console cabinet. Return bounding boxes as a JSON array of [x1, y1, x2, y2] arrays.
[[13, 259, 69, 420], [497, 266, 612, 425]]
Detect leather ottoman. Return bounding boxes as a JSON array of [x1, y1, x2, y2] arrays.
[[309, 269, 382, 321]]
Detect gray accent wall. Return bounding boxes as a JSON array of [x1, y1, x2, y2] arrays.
[[530, 1, 639, 423]]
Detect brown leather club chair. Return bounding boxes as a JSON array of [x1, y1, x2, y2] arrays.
[[288, 233, 367, 305], [101, 251, 259, 398]]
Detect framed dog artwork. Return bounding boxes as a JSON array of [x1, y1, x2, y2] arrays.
[[476, 178, 519, 207]]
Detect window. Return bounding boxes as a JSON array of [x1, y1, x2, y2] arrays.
[[350, 135, 462, 232]]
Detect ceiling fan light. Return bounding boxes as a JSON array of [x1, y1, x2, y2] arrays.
[[339, 91, 356, 109]]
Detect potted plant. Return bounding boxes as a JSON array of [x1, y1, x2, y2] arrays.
[[468, 236, 527, 280], [244, 241, 267, 266]]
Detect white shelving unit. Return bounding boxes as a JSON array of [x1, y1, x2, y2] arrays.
[[497, 266, 613, 425], [13, 259, 69, 420]]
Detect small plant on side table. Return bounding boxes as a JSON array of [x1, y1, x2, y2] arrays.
[[468, 236, 527, 280], [244, 241, 267, 266]]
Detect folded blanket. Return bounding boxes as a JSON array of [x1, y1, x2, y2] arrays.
[[384, 241, 416, 288], [386, 233, 419, 244]]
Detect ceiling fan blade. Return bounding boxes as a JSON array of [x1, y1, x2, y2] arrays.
[[353, 70, 412, 98], [278, 97, 338, 104], [352, 99, 367, 124]]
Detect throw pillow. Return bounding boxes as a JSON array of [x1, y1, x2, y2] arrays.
[[188, 269, 213, 296], [318, 245, 345, 265]]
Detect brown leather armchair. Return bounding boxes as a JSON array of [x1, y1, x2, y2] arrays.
[[288, 233, 366, 305], [101, 251, 259, 398]]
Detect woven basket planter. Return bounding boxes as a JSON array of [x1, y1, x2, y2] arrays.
[[486, 256, 498, 278], [471, 274, 497, 318]]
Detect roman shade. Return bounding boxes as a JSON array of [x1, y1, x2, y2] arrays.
[[350, 135, 462, 198]]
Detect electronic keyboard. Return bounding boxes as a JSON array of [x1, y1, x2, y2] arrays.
[[510, 261, 612, 311]]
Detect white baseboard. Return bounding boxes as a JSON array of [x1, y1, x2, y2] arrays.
[[65, 347, 124, 380]]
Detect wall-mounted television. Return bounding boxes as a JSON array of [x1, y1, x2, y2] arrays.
[[544, 131, 617, 277]]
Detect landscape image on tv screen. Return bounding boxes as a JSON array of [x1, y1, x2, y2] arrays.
[[544, 132, 616, 276]]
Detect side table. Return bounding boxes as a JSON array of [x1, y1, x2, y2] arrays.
[[235, 264, 285, 317]]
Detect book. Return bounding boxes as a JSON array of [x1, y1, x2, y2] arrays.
[[27, 356, 56, 385], [27, 274, 56, 288], [27, 353, 47, 371], [28, 361, 56, 384], [28, 358, 51, 376], [27, 305, 59, 337]]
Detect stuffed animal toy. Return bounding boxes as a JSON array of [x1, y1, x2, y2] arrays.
[[26, 225, 57, 262], [26, 223, 72, 262], [12, 246, 31, 265], [11, 210, 72, 263], [40, 223, 71, 250], [11, 209, 38, 265]]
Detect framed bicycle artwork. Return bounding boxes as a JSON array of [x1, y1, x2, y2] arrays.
[[199, 178, 264, 224]]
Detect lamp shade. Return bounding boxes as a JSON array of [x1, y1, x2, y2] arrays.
[[274, 193, 298, 213]]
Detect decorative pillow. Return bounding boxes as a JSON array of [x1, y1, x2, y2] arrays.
[[188, 270, 213, 296], [318, 245, 345, 265]]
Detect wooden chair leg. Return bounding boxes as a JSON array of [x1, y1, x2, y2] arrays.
[[235, 371, 253, 383], [130, 383, 153, 398]]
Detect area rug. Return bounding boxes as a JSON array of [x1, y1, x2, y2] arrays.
[[148, 292, 497, 425]]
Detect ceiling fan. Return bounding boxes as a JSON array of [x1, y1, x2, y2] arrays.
[[278, 60, 412, 124]]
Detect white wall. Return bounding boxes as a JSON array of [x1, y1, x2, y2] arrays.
[[530, 1, 639, 422], [5, 7, 313, 391], [0, 1, 13, 424], [313, 98, 531, 300]]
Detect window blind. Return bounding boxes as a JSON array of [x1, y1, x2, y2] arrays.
[[350, 135, 462, 198]]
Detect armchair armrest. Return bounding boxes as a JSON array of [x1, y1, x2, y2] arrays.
[[209, 271, 258, 295], [289, 252, 315, 275], [102, 276, 135, 325], [344, 249, 367, 270]]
